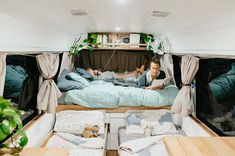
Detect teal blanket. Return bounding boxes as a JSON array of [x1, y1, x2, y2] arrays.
[[4, 65, 27, 99], [65, 80, 179, 108]]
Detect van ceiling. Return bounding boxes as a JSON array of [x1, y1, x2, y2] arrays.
[[0, 0, 235, 53]]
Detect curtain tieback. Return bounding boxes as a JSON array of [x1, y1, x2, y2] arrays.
[[181, 83, 191, 87], [44, 77, 55, 81]]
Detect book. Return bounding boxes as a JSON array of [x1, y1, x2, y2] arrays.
[[130, 34, 140, 48], [151, 77, 171, 88]]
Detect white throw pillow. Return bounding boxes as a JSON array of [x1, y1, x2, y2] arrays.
[[54, 110, 105, 135]]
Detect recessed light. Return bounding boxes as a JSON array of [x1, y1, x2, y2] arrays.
[[115, 27, 121, 31], [70, 10, 89, 16]]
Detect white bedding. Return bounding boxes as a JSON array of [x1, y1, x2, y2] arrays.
[[47, 110, 106, 156], [46, 132, 104, 156], [119, 135, 168, 156]]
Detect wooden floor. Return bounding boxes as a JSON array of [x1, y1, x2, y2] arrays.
[[106, 150, 119, 156]]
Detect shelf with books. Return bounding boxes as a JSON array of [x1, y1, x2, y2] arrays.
[[88, 32, 148, 50]]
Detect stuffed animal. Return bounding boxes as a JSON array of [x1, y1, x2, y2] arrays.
[[81, 125, 100, 138]]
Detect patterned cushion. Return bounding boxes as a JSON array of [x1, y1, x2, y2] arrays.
[[54, 110, 105, 134]]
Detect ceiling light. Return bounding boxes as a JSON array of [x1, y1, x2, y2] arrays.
[[151, 11, 170, 18], [115, 27, 121, 31]]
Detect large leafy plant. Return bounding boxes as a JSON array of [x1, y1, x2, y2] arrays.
[[0, 97, 28, 150], [70, 34, 98, 56]]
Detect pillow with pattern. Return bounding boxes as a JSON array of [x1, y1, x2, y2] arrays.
[[54, 110, 105, 135]]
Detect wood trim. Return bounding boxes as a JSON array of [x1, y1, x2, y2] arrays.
[[40, 130, 54, 147], [56, 104, 170, 113], [190, 115, 218, 136], [163, 136, 235, 156]]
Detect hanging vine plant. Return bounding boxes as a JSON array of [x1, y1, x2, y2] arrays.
[[143, 34, 154, 51], [142, 33, 164, 55], [0, 97, 28, 150], [70, 33, 98, 56]]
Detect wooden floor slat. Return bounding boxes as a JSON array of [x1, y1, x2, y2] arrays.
[[106, 150, 119, 156]]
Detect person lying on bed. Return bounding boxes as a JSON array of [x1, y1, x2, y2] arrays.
[[138, 58, 166, 90], [86, 60, 147, 81], [86, 67, 143, 81]]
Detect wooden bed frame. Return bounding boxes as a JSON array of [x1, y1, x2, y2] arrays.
[[57, 104, 171, 113]]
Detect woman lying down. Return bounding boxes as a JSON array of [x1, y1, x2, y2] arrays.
[[86, 61, 146, 81]]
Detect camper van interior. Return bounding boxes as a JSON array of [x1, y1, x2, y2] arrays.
[[0, 0, 235, 156]]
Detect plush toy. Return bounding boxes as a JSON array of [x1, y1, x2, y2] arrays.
[[81, 125, 100, 138]]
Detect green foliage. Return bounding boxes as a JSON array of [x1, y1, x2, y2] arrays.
[[70, 33, 98, 56], [0, 97, 28, 149], [143, 34, 154, 51], [142, 34, 164, 53]]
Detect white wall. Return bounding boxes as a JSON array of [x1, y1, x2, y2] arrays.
[[0, 13, 73, 52], [168, 9, 235, 55], [0, 0, 235, 54], [25, 113, 55, 147], [182, 117, 211, 137]]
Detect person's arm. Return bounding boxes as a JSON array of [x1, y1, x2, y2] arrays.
[[145, 85, 164, 90]]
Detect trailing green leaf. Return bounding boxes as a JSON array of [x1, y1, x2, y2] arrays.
[[16, 130, 28, 148], [0, 96, 28, 149]]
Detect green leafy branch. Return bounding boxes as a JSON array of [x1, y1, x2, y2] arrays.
[[0, 97, 28, 150], [143, 34, 154, 51], [70, 34, 98, 56], [142, 34, 164, 54]]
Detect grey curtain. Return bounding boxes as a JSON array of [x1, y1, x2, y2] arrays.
[[76, 50, 153, 72], [171, 55, 199, 117], [0, 53, 6, 96], [36, 53, 62, 113]]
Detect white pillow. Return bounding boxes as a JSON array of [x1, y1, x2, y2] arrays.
[[54, 110, 105, 135]]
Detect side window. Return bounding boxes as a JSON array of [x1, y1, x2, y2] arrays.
[[3, 55, 39, 125]]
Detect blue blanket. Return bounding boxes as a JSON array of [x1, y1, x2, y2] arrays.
[[64, 80, 179, 108]]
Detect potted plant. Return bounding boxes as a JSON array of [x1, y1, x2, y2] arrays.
[[70, 33, 98, 56], [0, 96, 28, 150]]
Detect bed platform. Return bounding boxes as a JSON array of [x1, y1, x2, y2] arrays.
[[57, 104, 170, 113]]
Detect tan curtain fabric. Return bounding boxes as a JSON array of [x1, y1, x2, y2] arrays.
[[36, 53, 62, 113], [0, 53, 6, 96], [58, 52, 74, 76], [171, 55, 199, 117], [160, 54, 175, 84]]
